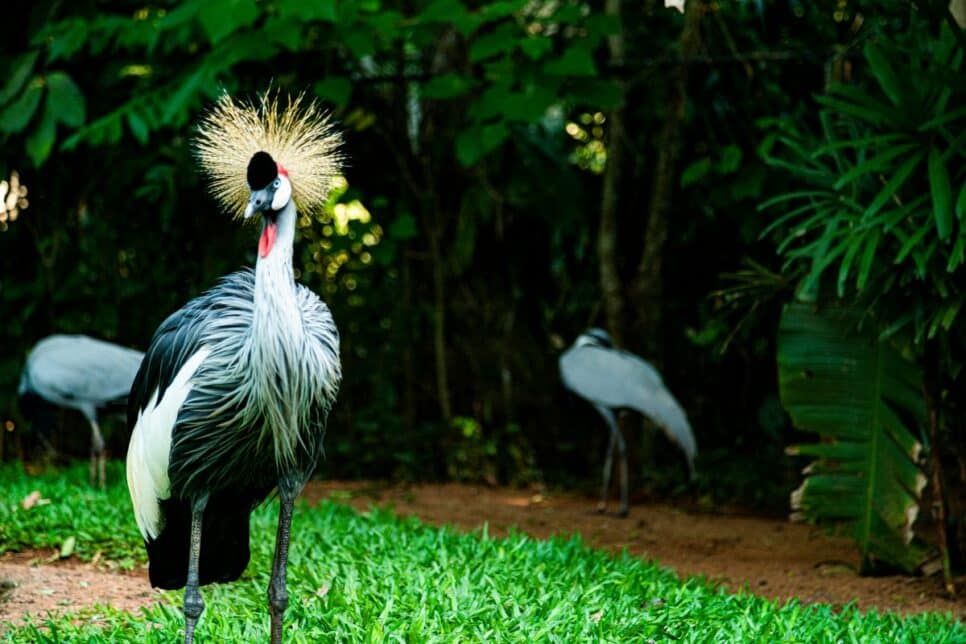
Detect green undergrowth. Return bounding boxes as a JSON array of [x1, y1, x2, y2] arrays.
[[0, 462, 963, 642]]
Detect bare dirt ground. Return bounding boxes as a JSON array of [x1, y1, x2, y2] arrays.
[[1, 481, 963, 631], [0, 551, 160, 631], [306, 481, 966, 619]]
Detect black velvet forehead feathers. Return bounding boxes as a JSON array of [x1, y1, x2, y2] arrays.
[[247, 151, 278, 190]]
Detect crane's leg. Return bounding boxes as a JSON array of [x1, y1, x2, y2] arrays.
[[594, 404, 630, 517], [598, 428, 617, 513], [615, 423, 629, 518], [184, 493, 209, 644], [269, 481, 304, 644], [89, 419, 106, 488]]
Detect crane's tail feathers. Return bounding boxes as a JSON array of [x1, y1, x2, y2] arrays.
[[636, 391, 697, 477]]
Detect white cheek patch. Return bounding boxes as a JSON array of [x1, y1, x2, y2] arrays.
[[271, 176, 292, 210]]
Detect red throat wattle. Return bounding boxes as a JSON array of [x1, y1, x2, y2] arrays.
[[259, 222, 278, 258]]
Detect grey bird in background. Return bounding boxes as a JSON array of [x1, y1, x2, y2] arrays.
[[559, 328, 697, 517], [125, 93, 342, 644], [17, 334, 144, 487]]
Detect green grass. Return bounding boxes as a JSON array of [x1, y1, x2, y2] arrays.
[[0, 463, 962, 643]]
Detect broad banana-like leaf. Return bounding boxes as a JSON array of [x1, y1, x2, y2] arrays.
[[778, 301, 929, 573]]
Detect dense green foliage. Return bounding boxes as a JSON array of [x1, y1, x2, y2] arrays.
[[0, 0, 830, 497], [0, 1, 963, 574], [763, 30, 966, 340], [2, 463, 964, 642], [762, 20, 966, 572]]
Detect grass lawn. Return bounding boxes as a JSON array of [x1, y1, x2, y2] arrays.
[[0, 463, 963, 642]]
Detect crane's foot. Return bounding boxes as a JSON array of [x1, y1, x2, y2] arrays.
[[269, 584, 288, 644], [183, 587, 204, 644], [98, 451, 107, 489]]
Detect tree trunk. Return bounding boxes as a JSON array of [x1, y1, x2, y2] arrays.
[[597, 0, 627, 344], [427, 223, 452, 422], [628, 0, 704, 360], [401, 255, 416, 430]]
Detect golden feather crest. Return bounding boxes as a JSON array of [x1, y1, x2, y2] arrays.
[[193, 92, 342, 218]]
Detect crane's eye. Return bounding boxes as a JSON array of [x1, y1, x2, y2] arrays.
[[273, 178, 281, 189]]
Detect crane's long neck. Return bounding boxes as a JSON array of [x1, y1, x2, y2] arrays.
[[253, 199, 298, 320], [249, 199, 304, 464]]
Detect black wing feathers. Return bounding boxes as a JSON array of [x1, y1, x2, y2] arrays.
[[127, 270, 255, 429], [127, 304, 205, 429]]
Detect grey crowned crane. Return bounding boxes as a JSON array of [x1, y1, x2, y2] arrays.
[[559, 328, 696, 516], [18, 334, 144, 487], [125, 93, 342, 644]]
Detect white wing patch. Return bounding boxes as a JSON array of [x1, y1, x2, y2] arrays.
[[126, 348, 210, 540]]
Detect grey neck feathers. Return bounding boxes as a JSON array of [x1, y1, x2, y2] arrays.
[[248, 199, 305, 466]]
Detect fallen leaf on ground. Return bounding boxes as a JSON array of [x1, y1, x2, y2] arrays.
[[590, 609, 604, 623], [21, 491, 46, 510], [59, 536, 76, 559]]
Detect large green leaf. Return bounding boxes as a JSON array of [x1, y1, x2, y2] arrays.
[[778, 301, 929, 573], [25, 96, 58, 166], [927, 147, 953, 241], [0, 51, 39, 106], [197, 0, 259, 44], [45, 72, 86, 127], [0, 78, 44, 133]]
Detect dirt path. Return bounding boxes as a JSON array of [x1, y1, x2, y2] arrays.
[[304, 481, 966, 618], [0, 551, 160, 631], [1, 481, 963, 630]]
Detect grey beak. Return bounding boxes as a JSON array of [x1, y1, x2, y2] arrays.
[[245, 187, 273, 219]]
